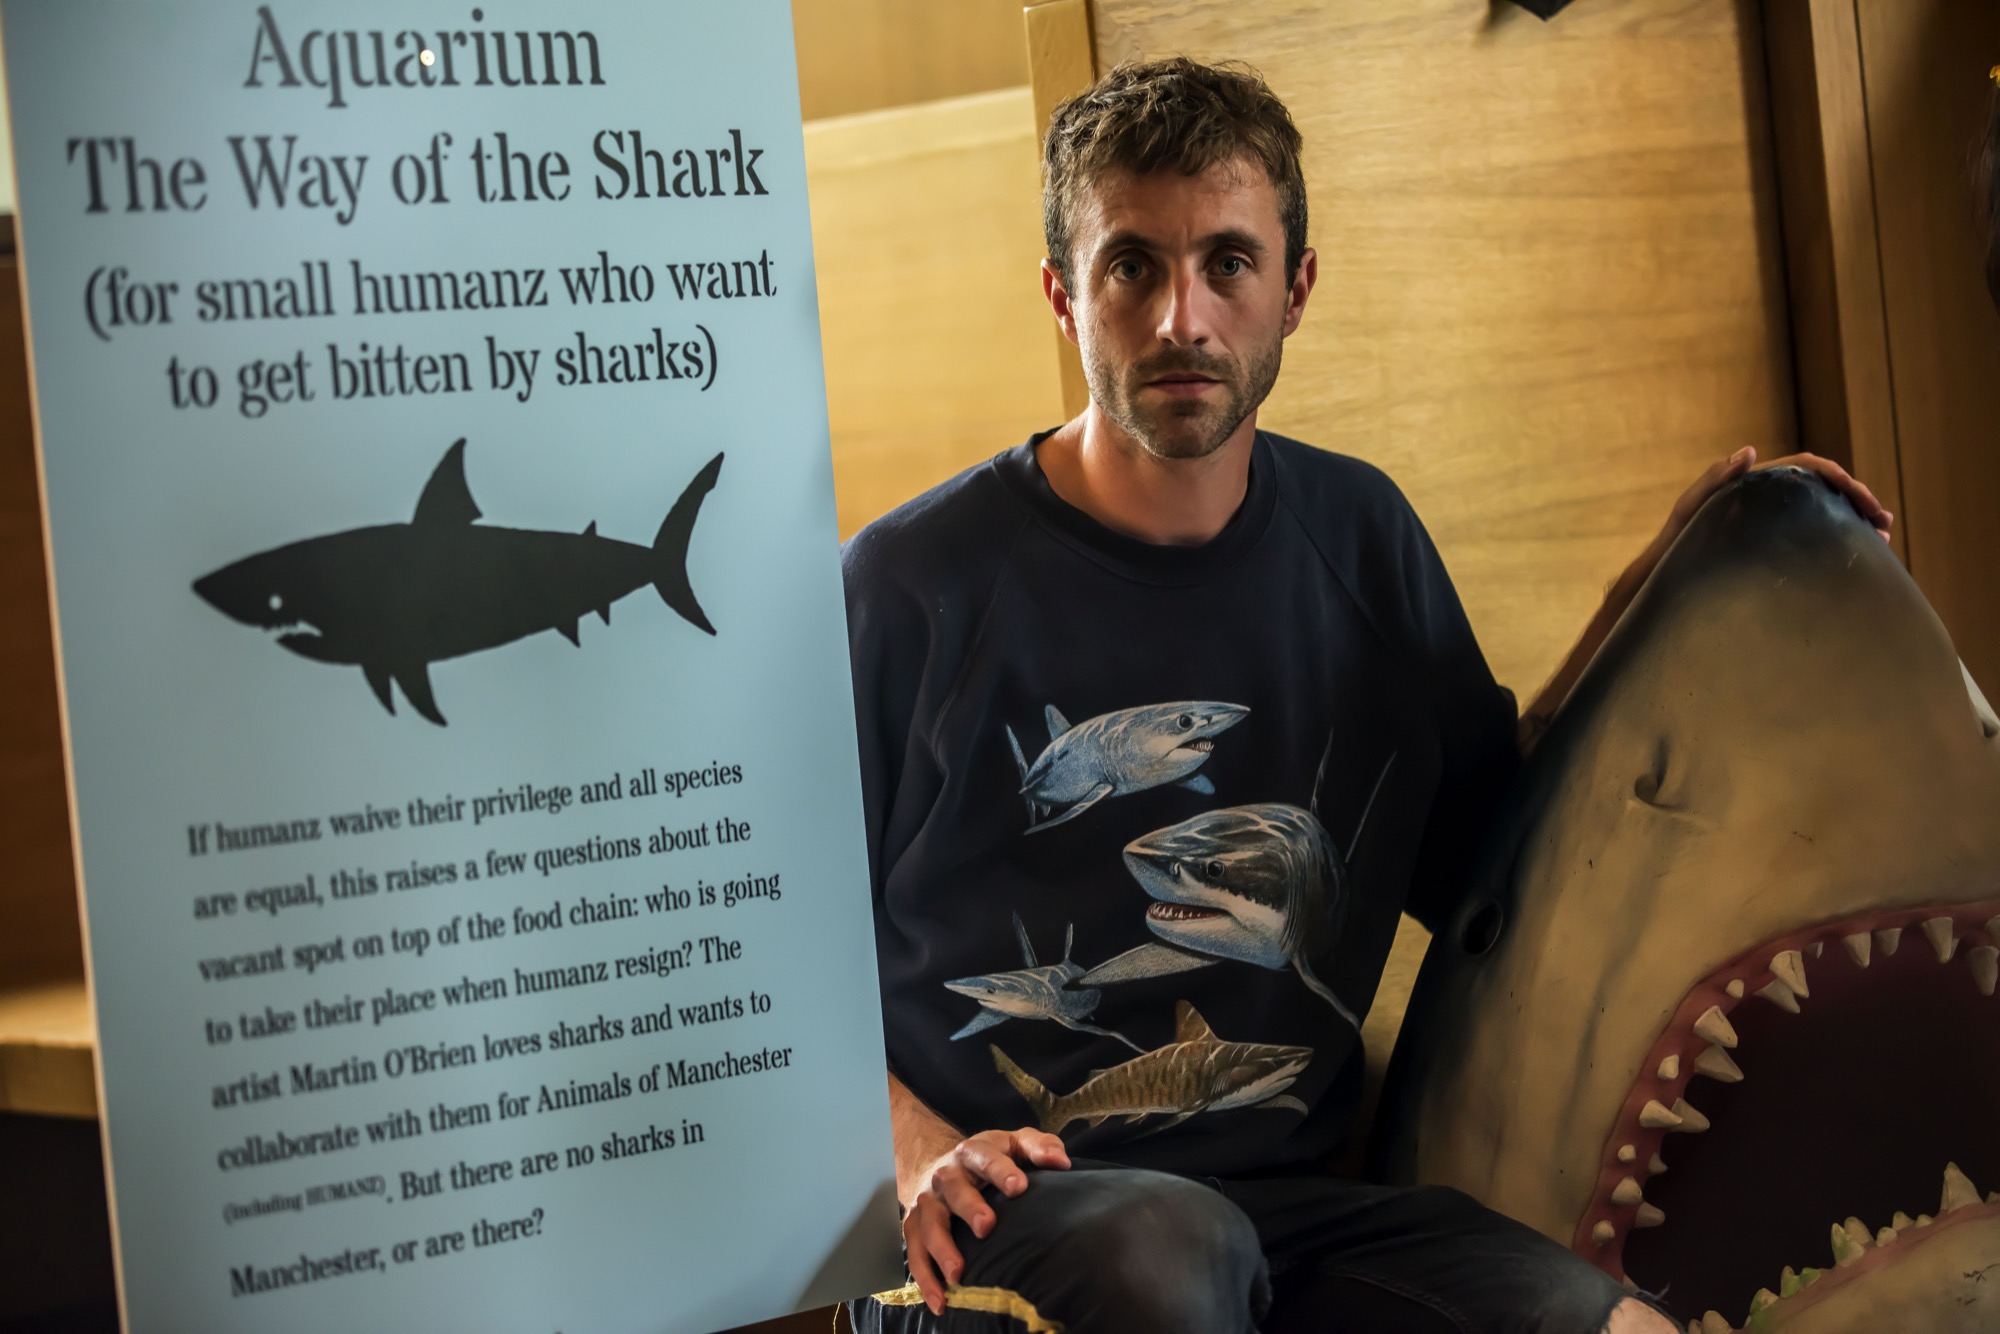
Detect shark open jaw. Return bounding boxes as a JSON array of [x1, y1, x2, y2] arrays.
[[1587, 899, 2000, 1330], [1374, 466, 2000, 1334]]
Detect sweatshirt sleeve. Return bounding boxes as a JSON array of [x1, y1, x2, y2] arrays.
[[840, 527, 931, 904], [1387, 495, 1520, 935]]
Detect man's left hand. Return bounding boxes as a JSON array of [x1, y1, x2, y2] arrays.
[[1626, 446, 1894, 594]]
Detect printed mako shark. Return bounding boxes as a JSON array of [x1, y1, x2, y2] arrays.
[[944, 912, 1143, 1051], [1375, 467, 2000, 1332], [193, 440, 722, 725], [1005, 700, 1249, 833]]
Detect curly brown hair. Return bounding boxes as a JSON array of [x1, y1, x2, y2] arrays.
[[1042, 57, 1308, 288]]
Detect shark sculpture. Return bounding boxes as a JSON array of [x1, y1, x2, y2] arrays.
[[1005, 700, 1249, 833], [991, 1000, 1311, 1136], [1375, 467, 2000, 1332], [192, 440, 722, 725], [944, 913, 1143, 1051]]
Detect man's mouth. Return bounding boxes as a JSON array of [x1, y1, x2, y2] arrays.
[[1580, 899, 2000, 1329]]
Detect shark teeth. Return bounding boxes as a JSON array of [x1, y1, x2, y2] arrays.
[[1693, 1044, 1744, 1083], [1755, 978, 1801, 1013], [1942, 1162, 1981, 1212], [1634, 1202, 1665, 1228], [1842, 931, 1872, 967], [1648, 1152, 1669, 1176], [1668, 1097, 1709, 1134], [1612, 1176, 1643, 1206], [1591, 1220, 1614, 1246], [1875, 926, 1903, 955], [1657, 1053, 1680, 1080], [1721, 1165, 1995, 1329], [1692, 1005, 1738, 1049], [1770, 948, 1810, 997], [1923, 915, 1959, 962], [1970, 945, 1999, 997], [1638, 1099, 1684, 1130]]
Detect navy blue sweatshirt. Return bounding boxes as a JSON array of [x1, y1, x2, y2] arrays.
[[842, 430, 1517, 1176]]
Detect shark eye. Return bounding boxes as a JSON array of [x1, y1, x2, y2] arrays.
[[268, 594, 283, 612], [1202, 859, 1225, 881], [1176, 713, 1195, 731]]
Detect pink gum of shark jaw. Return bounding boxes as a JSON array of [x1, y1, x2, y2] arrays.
[[1376, 467, 2000, 1331]]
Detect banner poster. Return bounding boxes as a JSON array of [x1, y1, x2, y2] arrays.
[[1, 3, 901, 1329]]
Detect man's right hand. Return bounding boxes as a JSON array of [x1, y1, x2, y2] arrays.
[[902, 1127, 1071, 1315]]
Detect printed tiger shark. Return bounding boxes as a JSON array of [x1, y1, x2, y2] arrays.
[[990, 1000, 1311, 1136], [1005, 700, 1248, 833], [192, 440, 721, 726], [944, 913, 1142, 1051]]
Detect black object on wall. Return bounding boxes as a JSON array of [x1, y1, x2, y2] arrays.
[[1507, 0, 1579, 18]]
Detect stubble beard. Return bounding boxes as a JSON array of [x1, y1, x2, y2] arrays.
[[1085, 331, 1285, 463]]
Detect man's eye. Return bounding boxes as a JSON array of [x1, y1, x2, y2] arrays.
[[1214, 255, 1248, 277], [1111, 258, 1146, 281]]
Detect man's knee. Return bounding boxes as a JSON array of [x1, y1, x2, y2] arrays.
[[967, 1168, 1269, 1332]]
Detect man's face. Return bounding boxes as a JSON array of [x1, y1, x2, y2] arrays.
[[1052, 158, 1312, 461]]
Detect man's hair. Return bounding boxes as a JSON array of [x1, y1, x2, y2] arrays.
[[1041, 56, 1308, 288]]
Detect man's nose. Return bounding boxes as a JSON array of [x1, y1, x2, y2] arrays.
[[1155, 266, 1213, 346]]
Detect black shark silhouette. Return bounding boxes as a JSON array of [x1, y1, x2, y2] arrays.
[[192, 440, 722, 725]]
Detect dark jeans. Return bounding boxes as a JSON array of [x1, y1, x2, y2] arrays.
[[849, 1159, 1636, 1334]]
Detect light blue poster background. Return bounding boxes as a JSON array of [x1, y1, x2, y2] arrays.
[[2, 4, 900, 1330]]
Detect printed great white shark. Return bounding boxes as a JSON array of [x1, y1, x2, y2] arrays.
[[193, 440, 721, 726], [1080, 755, 1394, 1033], [1375, 467, 2000, 1332], [1005, 700, 1249, 833]]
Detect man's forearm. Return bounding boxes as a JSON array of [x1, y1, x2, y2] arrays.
[[888, 1070, 964, 1210], [1519, 561, 1649, 755]]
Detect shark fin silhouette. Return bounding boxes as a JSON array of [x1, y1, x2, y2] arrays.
[[559, 621, 581, 647], [597, 604, 612, 625], [653, 453, 722, 635], [412, 440, 482, 526], [583, 520, 597, 537], [1044, 704, 1071, 741], [363, 663, 396, 716], [396, 663, 446, 726]]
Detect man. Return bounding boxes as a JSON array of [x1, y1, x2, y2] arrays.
[[842, 58, 1890, 1333]]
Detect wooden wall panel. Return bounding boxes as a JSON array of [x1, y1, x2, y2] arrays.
[[1084, 0, 1797, 699], [791, 0, 1028, 121], [1846, 1, 2000, 691], [0, 251, 82, 984], [805, 88, 1065, 537]]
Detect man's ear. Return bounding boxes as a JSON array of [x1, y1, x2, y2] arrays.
[[1282, 246, 1318, 338], [1041, 258, 1081, 347]]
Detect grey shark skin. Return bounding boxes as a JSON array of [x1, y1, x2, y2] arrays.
[[990, 1000, 1310, 1135], [1374, 467, 2000, 1332], [1117, 804, 1362, 1030], [1006, 700, 1249, 833], [193, 441, 721, 725], [944, 914, 1143, 1051]]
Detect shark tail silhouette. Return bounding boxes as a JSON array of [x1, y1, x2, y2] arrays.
[[989, 1044, 1059, 1132], [654, 453, 724, 635]]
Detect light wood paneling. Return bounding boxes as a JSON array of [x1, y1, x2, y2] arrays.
[[790, 0, 1028, 121], [1846, 1, 2000, 691], [806, 88, 1065, 537], [1082, 0, 1797, 699], [1025, 0, 1096, 415]]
